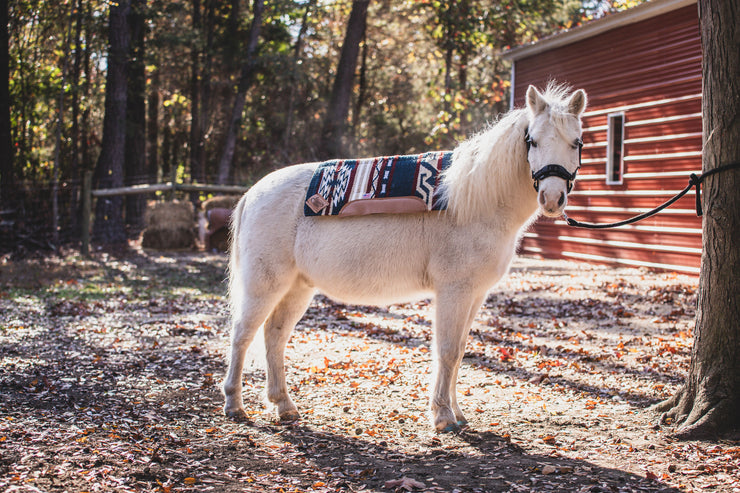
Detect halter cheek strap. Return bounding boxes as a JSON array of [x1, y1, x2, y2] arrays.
[[525, 127, 582, 193]]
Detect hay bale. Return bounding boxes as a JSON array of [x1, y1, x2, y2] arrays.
[[202, 195, 240, 213], [141, 201, 196, 250]]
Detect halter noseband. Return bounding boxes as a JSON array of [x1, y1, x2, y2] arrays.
[[525, 128, 582, 194]]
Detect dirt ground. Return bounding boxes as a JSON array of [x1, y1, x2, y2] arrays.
[[1, 248, 738, 492]]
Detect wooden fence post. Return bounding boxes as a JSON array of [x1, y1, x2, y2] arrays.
[[170, 166, 177, 201], [81, 170, 92, 256]]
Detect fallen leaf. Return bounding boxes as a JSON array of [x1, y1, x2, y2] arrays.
[[542, 465, 557, 475], [384, 476, 426, 490]]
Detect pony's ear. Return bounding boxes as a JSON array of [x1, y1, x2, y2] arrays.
[[567, 89, 587, 116], [526, 85, 548, 114]]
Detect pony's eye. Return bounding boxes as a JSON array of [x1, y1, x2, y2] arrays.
[[571, 139, 582, 150], [530, 140, 538, 148]]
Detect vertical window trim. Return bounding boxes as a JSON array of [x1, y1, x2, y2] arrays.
[[606, 112, 625, 185]]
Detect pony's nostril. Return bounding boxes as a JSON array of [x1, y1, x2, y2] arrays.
[[539, 193, 546, 206], [558, 192, 565, 207]]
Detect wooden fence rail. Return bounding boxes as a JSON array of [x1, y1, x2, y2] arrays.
[[80, 170, 249, 255]]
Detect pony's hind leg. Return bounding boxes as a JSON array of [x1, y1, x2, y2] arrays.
[[263, 278, 315, 422], [223, 290, 285, 421]]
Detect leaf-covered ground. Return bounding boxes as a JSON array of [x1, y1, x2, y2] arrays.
[[1, 249, 738, 492]]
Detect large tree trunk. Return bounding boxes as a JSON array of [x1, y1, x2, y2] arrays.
[[216, 0, 264, 185], [92, 0, 130, 245], [0, 0, 13, 204], [653, 0, 740, 439], [125, 0, 146, 231], [317, 0, 370, 160]]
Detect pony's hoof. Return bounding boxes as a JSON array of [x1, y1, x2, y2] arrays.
[[437, 422, 461, 433], [225, 408, 250, 422], [279, 410, 301, 424], [457, 418, 469, 428]]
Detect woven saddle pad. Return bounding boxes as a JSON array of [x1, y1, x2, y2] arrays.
[[304, 152, 452, 217]]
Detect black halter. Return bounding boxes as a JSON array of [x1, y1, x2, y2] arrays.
[[525, 128, 582, 193]]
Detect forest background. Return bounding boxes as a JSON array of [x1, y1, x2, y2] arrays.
[[0, 0, 641, 248]]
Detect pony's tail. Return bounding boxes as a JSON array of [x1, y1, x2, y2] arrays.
[[228, 194, 248, 317]]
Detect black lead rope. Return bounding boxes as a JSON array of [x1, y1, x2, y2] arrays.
[[563, 162, 740, 229]]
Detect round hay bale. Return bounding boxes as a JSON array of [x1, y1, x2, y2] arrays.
[[145, 200, 195, 227], [141, 201, 196, 250], [202, 195, 240, 212]]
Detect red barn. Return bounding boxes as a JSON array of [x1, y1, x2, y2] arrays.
[[504, 0, 702, 274]]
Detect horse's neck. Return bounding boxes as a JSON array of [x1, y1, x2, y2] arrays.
[[445, 110, 539, 226]]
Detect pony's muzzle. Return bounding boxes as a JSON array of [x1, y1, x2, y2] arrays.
[[538, 181, 568, 217]]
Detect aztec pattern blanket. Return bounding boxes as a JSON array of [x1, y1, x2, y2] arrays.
[[304, 152, 453, 217]]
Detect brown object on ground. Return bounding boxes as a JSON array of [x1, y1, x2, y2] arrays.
[[202, 195, 240, 213], [205, 207, 232, 252], [140, 200, 196, 250], [201, 196, 239, 252]]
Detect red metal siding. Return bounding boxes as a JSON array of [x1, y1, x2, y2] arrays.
[[513, 5, 702, 273]]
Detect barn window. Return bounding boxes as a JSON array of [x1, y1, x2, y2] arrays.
[[606, 112, 625, 185]]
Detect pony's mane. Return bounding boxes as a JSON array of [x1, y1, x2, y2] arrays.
[[440, 84, 579, 224]]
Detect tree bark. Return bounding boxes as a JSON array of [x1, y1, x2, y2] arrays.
[[216, 0, 264, 185], [70, 0, 84, 184], [189, 0, 204, 185], [652, 0, 740, 439], [51, 9, 75, 245], [282, 0, 314, 154], [318, 0, 370, 160], [351, 30, 368, 145], [443, 46, 452, 115], [81, 1, 93, 174], [225, 0, 240, 70], [125, 0, 147, 231], [92, 0, 130, 245], [68, 0, 85, 236], [161, 105, 172, 181], [0, 0, 14, 203], [198, 0, 214, 184], [147, 63, 159, 181]]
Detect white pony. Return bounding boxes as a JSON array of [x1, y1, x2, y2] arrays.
[[223, 84, 587, 431]]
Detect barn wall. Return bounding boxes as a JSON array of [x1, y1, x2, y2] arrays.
[[512, 4, 702, 273]]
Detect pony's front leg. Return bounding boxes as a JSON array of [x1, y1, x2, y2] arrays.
[[431, 289, 478, 432], [448, 294, 486, 426]]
